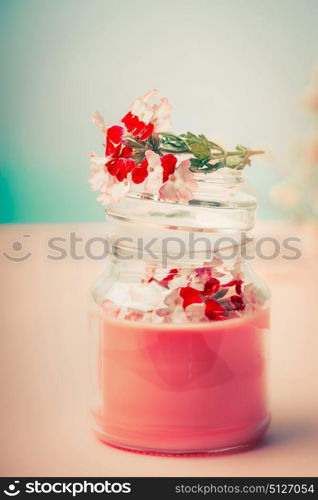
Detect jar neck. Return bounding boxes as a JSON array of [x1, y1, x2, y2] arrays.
[[105, 169, 257, 262]]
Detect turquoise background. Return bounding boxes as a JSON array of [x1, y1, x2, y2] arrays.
[[1, 0, 318, 223]]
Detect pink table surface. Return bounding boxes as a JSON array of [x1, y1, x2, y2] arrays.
[[0, 222, 317, 477]]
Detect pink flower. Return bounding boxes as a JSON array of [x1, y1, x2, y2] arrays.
[[155, 289, 186, 323], [185, 303, 207, 322], [144, 150, 164, 194], [151, 97, 173, 132], [164, 288, 183, 310], [129, 89, 172, 133], [123, 309, 146, 322], [205, 298, 226, 320], [89, 153, 130, 205], [96, 180, 130, 205], [159, 160, 197, 201], [189, 267, 212, 290], [165, 268, 192, 289]]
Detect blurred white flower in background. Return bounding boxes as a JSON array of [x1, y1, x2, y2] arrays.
[[301, 62, 318, 112], [270, 61, 318, 221]]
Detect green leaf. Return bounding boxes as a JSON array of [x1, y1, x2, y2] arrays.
[[181, 132, 212, 160], [225, 156, 243, 167], [189, 158, 208, 171]]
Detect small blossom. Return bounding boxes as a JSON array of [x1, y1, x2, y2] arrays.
[[122, 111, 154, 141], [189, 267, 212, 290], [179, 286, 203, 308], [123, 309, 146, 322], [91, 111, 106, 133], [97, 179, 130, 205], [230, 295, 245, 311], [159, 160, 197, 202], [166, 268, 193, 289], [185, 303, 207, 322], [161, 153, 177, 182], [88, 152, 109, 191], [130, 158, 149, 184], [144, 150, 164, 193], [105, 125, 125, 156], [128, 89, 173, 133], [130, 89, 158, 123], [89, 153, 130, 204], [164, 288, 183, 310], [155, 288, 186, 323], [205, 298, 226, 320], [151, 97, 173, 132], [202, 278, 221, 296], [158, 268, 179, 288]]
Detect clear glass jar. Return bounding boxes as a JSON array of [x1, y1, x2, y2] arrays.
[[90, 170, 270, 454]]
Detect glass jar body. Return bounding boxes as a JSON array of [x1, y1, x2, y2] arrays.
[[90, 174, 270, 454]]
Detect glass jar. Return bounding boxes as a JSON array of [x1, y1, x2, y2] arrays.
[[90, 170, 270, 454]]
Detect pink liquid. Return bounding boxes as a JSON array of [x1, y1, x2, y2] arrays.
[[93, 308, 270, 453]]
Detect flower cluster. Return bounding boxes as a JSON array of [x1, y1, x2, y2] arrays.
[[90, 90, 263, 205], [101, 259, 262, 324]]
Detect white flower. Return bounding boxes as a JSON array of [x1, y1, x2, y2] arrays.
[[90, 111, 106, 133], [151, 97, 173, 132], [129, 89, 172, 132], [164, 288, 183, 310], [167, 268, 192, 289], [155, 288, 187, 323], [144, 150, 164, 194], [130, 89, 158, 123], [185, 303, 207, 322], [96, 180, 130, 205], [159, 160, 197, 202], [88, 152, 109, 191], [89, 152, 130, 205]]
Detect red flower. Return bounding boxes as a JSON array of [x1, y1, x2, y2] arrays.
[[106, 157, 135, 181], [131, 159, 149, 184], [122, 112, 154, 141], [105, 126, 125, 156], [104, 125, 150, 183], [161, 154, 177, 182], [179, 286, 203, 308], [230, 295, 245, 311], [202, 278, 220, 297], [205, 298, 226, 320]]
